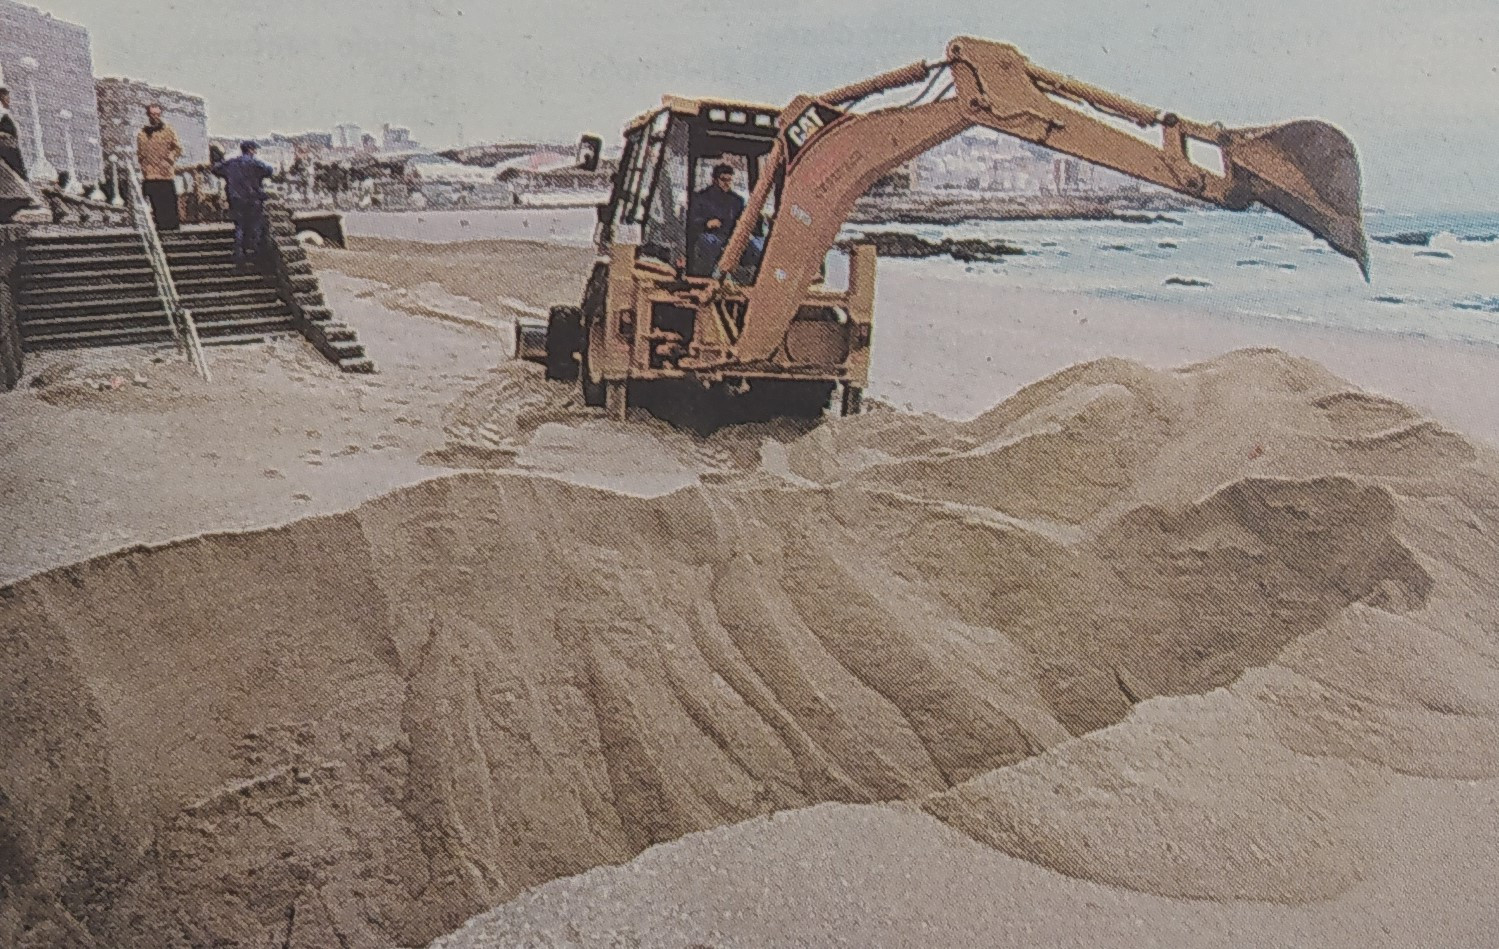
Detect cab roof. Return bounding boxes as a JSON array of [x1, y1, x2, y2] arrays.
[[623, 95, 782, 136]]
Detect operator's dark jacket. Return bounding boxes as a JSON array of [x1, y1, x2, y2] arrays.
[[689, 185, 745, 238]]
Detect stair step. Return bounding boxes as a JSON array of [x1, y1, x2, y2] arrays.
[[21, 287, 281, 317], [188, 302, 293, 320], [172, 263, 259, 277], [22, 315, 296, 351], [176, 275, 274, 292], [196, 316, 296, 334], [26, 230, 139, 245], [24, 241, 141, 258], [21, 253, 149, 271], [22, 326, 176, 351], [161, 228, 234, 239], [21, 254, 250, 277], [178, 289, 282, 305], [21, 277, 174, 304], [18, 273, 160, 296], [21, 311, 175, 337], [201, 330, 299, 347], [161, 232, 235, 242], [162, 249, 236, 263], [21, 297, 167, 319], [21, 304, 290, 337]]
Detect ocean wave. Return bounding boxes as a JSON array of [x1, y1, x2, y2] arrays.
[[1414, 250, 1455, 260], [1236, 308, 1319, 325], [1164, 275, 1212, 288], [1373, 295, 1407, 305], [1459, 233, 1498, 243], [1453, 297, 1499, 313], [1236, 259, 1298, 270]]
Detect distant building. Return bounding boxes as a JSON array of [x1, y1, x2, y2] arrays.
[[97, 77, 209, 169], [912, 129, 1141, 195], [332, 123, 365, 150], [0, 0, 105, 184], [381, 123, 419, 151]]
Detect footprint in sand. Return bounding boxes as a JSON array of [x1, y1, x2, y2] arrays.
[[333, 445, 362, 457], [262, 469, 285, 480], [291, 492, 312, 502]]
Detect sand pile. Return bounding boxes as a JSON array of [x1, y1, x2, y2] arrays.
[[21, 349, 217, 414], [425, 359, 835, 496], [2, 349, 1496, 948]]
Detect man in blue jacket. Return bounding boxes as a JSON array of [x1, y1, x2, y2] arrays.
[[688, 163, 764, 276], [212, 140, 275, 270]]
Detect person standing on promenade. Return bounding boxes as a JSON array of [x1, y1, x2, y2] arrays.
[[212, 140, 274, 270], [136, 103, 182, 230], [0, 87, 27, 181]]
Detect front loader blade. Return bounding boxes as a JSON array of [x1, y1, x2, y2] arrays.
[[1227, 120, 1369, 279]]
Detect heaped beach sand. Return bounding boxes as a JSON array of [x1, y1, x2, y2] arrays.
[[3, 234, 1499, 948]]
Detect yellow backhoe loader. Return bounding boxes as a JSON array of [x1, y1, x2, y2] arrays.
[[520, 36, 1367, 424]]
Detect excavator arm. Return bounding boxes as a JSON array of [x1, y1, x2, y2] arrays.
[[716, 36, 1368, 366]]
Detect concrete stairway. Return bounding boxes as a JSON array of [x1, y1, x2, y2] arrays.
[[15, 226, 298, 351]]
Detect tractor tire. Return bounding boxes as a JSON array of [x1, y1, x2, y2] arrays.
[[545, 305, 582, 381], [579, 322, 607, 407]]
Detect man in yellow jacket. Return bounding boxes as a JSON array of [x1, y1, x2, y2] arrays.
[[136, 103, 182, 231]]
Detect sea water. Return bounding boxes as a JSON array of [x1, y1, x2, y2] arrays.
[[346, 206, 1499, 347], [841, 209, 1499, 347]]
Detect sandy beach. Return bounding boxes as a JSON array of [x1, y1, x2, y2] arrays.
[[3, 233, 1499, 948], [5, 234, 1497, 581]]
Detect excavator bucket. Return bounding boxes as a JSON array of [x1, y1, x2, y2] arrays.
[[1226, 120, 1369, 278]]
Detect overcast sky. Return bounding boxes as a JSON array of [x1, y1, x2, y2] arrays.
[[35, 0, 1498, 209]]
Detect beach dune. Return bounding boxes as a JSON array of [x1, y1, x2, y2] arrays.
[[4, 342, 1497, 948]]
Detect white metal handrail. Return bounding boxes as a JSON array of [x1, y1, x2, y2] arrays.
[[115, 154, 211, 381]]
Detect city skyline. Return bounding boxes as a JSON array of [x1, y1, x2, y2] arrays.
[[20, 0, 1499, 210]]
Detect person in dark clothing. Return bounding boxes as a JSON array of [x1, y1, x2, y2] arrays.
[[688, 163, 764, 276], [212, 140, 275, 269], [0, 87, 28, 181]]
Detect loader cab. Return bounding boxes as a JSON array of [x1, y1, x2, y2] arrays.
[[602, 97, 782, 281]]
